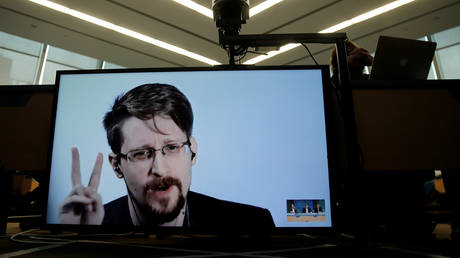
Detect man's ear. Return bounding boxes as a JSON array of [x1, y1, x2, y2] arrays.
[[190, 136, 198, 166], [108, 153, 123, 178]]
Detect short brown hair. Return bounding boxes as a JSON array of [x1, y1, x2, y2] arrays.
[[103, 83, 193, 154]]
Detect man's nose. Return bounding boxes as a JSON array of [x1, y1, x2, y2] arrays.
[[150, 151, 167, 177]]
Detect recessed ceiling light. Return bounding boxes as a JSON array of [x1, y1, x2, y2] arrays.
[[319, 0, 415, 33], [28, 0, 221, 65], [174, 0, 283, 18], [244, 0, 415, 65], [173, 0, 214, 18], [250, 0, 284, 16]]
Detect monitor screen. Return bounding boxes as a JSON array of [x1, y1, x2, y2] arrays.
[[44, 66, 334, 232]]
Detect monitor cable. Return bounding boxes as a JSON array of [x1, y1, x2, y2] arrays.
[[301, 43, 319, 66]]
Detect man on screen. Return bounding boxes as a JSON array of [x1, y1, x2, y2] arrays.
[[303, 203, 312, 214], [290, 203, 296, 213], [58, 83, 274, 229], [315, 203, 324, 213]]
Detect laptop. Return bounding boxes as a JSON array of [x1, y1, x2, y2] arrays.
[[369, 36, 437, 80]]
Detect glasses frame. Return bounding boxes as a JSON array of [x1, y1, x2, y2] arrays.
[[117, 138, 194, 163]]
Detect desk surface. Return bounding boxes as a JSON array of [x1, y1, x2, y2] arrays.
[[1, 223, 456, 258]]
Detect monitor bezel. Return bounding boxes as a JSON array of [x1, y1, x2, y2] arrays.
[[41, 65, 338, 235]]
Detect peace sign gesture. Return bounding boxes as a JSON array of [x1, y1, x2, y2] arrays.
[[58, 147, 104, 225]]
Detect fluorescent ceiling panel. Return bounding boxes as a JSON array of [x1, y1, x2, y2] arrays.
[[173, 0, 214, 18], [28, 0, 221, 65]]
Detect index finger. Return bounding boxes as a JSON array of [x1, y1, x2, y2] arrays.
[[71, 147, 82, 187], [88, 153, 103, 192]]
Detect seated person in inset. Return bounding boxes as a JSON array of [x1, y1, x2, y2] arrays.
[[314, 203, 324, 213], [290, 203, 297, 213], [58, 83, 275, 229], [330, 39, 374, 85], [303, 203, 312, 213]]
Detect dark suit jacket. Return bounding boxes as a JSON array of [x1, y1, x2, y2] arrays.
[[315, 207, 324, 213], [303, 207, 312, 213], [102, 191, 275, 230]]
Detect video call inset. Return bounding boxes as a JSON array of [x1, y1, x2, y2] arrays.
[[286, 199, 326, 222]]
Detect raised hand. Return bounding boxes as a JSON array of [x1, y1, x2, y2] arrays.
[[58, 147, 104, 225]]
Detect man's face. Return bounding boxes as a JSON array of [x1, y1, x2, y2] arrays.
[[113, 115, 196, 222]]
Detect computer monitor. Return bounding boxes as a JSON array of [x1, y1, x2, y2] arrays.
[[0, 85, 55, 172], [44, 66, 335, 233], [352, 80, 460, 171], [0, 85, 55, 233]]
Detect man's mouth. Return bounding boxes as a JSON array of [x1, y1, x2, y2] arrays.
[[145, 176, 182, 198], [155, 184, 169, 191], [147, 183, 172, 192], [147, 185, 173, 199]]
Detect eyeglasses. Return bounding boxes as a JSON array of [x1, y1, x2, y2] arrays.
[[118, 139, 194, 163]]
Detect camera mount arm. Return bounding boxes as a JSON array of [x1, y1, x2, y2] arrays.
[[219, 32, 351, 87]]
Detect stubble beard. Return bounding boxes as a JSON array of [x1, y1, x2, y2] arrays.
[[129, 176, 186, 225]]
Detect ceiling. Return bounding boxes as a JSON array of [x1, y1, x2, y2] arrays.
[[0, 0, 459, 68]]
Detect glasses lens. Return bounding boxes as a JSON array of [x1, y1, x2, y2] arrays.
[[128, 149, 154, 162], [163, 143, 187, 156]]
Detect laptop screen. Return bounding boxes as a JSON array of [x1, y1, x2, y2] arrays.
[[370, 36, 436, 80], [44, 66, 334, 232]]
